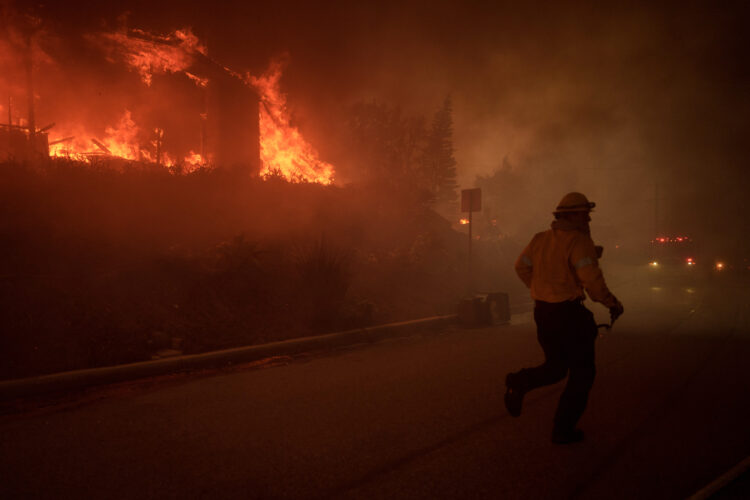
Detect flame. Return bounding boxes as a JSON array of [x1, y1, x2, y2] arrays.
[[97, 28, 206, 86], [102, 110, 141, 159], [182, 150, 207, 172], [247, 62, 334, 184], [49, 110, 177, 165]]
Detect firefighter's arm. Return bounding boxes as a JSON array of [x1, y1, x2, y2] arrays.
[[515, 242, 534, 288], [571, 237, 619, 308]]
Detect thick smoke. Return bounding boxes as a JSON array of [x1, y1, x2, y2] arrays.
[[4, 0, 749, 245]]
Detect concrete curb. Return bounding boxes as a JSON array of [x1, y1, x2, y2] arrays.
[[0, 315, 458, 401]]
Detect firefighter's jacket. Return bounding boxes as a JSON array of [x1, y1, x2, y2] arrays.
[[515, 219, 618, 307]]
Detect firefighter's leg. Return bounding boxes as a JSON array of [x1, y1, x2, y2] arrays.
[[510, 303, 568, 392], [504, 302, 569, 417], [552, 306, 597, 433]]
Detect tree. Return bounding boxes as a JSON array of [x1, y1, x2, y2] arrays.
[[421, 96, 458, 215], [346, 100, 429, 199]]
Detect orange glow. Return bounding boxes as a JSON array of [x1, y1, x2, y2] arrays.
[[715, 262, 725, 270], [459, 218, 470, 225], [247, 62, 334, 184]]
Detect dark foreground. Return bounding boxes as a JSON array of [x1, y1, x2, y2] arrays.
[[1, 273, 748, 499]]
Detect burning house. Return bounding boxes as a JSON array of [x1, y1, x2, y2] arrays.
[[2, 23, 332, 183]]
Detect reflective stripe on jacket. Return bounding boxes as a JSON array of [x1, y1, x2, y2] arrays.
[[515, 221, 618, 307]]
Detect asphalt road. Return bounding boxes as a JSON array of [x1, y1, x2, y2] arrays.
[[1, 270, 749, 499]]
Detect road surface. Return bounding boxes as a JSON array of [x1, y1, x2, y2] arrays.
[[1, 270, 749, 499]]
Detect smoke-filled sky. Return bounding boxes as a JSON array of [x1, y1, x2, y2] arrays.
[[3, 0, 749, 249]]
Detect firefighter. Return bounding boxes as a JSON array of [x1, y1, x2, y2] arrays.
[[505, 192, 624, 444]]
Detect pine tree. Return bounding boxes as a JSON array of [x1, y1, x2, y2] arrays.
[[421, 96, 458, 213]]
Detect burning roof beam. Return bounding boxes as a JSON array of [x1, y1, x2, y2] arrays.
[[48, 136, 74, 146], [91, 138, 112, 155]]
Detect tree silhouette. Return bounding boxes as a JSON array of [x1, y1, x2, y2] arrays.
[[421, 96, 458, 214], [346, 100, 430, 200]]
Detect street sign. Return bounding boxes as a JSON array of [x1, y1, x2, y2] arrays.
[[461, 188, 481, 213]]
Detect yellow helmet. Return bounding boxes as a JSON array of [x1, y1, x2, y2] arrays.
[[554, 192, 595, 213]]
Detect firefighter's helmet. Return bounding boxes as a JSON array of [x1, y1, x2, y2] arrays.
[[554, 192, 595, 214]]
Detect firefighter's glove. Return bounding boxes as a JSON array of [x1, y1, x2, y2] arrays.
[[609, 301, 624, 323]]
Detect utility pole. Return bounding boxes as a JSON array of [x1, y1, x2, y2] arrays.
[[155, 128, 163, 166], [653, 181, 660, 237], [25, 33, 36, 156]]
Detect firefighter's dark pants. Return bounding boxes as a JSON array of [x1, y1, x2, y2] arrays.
[[512, 299, 598, 432]]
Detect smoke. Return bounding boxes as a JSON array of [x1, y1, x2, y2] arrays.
[[4, 0, 749, 248]]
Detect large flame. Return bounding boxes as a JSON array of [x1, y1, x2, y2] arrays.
[[248, 62, 334, 184]]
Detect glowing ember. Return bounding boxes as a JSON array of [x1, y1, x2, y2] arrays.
[[459, 218, 470, 225], [247, 62, 334, 184]]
